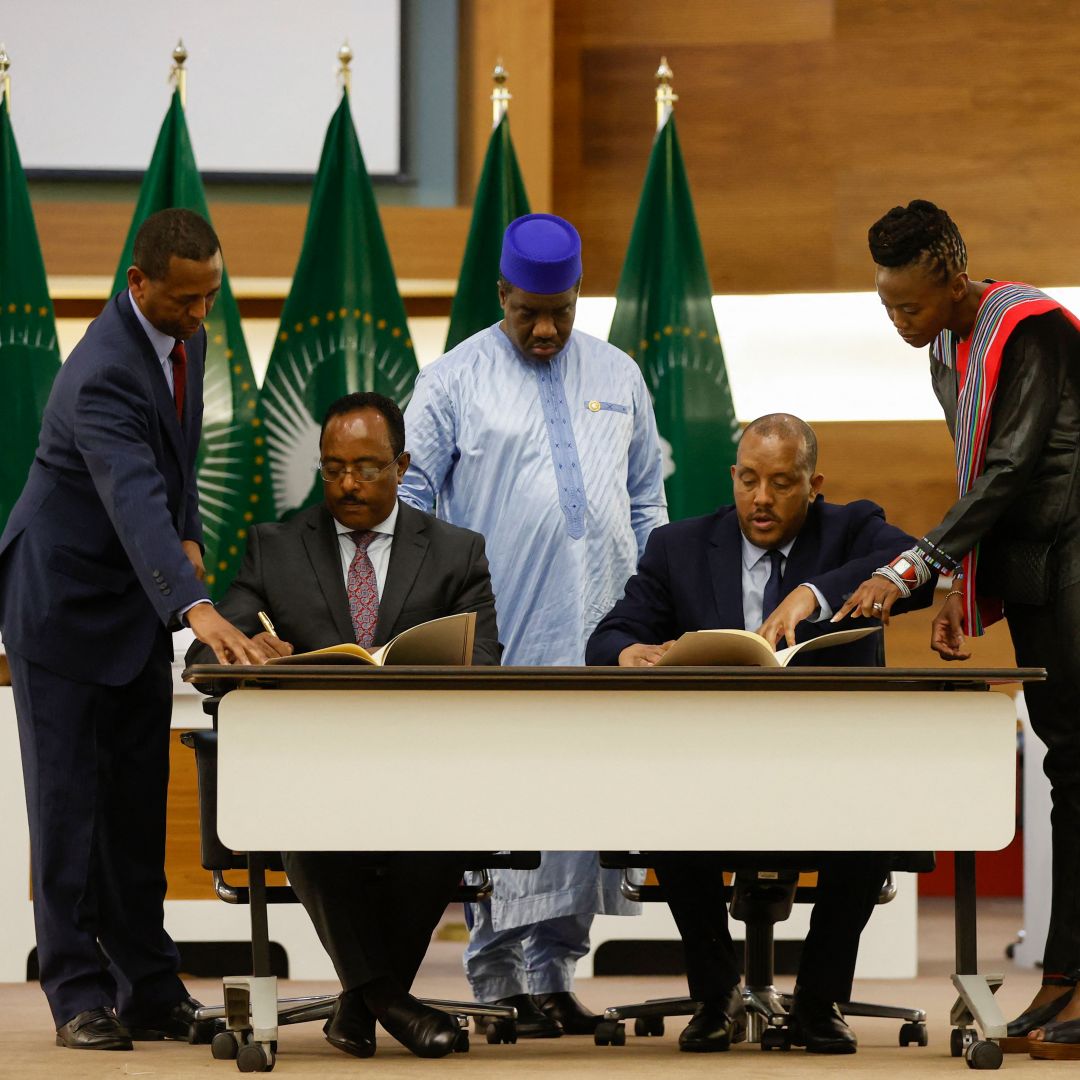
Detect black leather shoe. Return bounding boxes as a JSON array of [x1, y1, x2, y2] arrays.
[[55, 1008, 133, 1050], [376, 993, 458, 1058], [494, 994, 562, 1038], [1007, 990, 1072, 1037], [789, 987, 857, 1054], [533, 991, 601, 1035], [325, 990, 376, 1058], [122, 995, 220, 1043], [678, 988, 746, 1052]]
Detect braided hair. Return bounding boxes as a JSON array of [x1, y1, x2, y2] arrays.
[[868, 200, 967, 283]]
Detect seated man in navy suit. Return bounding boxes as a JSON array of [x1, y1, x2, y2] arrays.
[[586, 413, 935, 1055]]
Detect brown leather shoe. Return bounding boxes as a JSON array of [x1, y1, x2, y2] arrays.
[[55, 1008, 133, 1050]]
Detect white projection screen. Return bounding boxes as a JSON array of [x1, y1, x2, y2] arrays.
[[3, 0, 402, 177]]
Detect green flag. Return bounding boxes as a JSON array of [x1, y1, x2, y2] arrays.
[[261, 93, 418, 519], [0, 95, 61, 533], [111, 90, 260, 598], [609, 114, 739, 520], [444, 113, 530, 351]]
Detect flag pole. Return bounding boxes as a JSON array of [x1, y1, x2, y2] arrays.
[[0, 45, 11, 112], [170, 40, 187, 108], [655, 56, 677, 131], [491, 60, 511, 129], [338, 41, 353, 97]]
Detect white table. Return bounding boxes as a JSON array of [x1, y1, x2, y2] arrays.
[[196, 664, 1034, 1068]]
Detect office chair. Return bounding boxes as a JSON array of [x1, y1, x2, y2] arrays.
[[181, 709, 538, 1072], [593, 852, 930, 1051]]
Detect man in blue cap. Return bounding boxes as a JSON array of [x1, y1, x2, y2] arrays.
[[401, 213, 668, 1035]]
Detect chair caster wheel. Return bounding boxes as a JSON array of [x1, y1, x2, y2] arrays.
[[965, 1039, 1003, 1070], [899, 1021, 928, 1047], [761, 1026, 791, 1051], [952, 1026, 972, 1058], [454, 1028, 470, 1053], [485, 1019, 516, 1044], [211, 1030, 240, 1059], [236, 1041, 275, 1072], [594, 1020, 625, 1046], [634, 1016, 664, 1037]]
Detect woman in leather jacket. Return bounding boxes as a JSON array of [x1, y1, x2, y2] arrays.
[[838, 200, 1080, 1058]]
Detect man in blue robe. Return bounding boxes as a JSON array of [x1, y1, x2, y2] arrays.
[[400, 213, 667, 1035]]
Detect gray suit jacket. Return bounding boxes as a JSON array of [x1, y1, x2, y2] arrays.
[[186, 499, 501, 666]]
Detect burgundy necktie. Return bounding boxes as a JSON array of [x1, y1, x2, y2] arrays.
[[169, 339, 187, 422], [347, 530, 380, 647]]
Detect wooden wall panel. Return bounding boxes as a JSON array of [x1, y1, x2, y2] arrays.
[[458, 0, 555, 210], [552, 0, 1080, 294], [33, 201, 469, 282]]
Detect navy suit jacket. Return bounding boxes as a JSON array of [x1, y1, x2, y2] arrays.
[[186, 500, 502, 668], [585, 496, 935, 667], [0, 291, 208, 685]]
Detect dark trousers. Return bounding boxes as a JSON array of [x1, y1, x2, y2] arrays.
[[9, 639, 185, 1027], [1007, 584, 1080, 981], [653, 853, 891, 1005], [282, 852, 465, 992]]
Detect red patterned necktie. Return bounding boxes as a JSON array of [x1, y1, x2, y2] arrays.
[[169, 339, 187, 422], [347, 530, 380, 647]]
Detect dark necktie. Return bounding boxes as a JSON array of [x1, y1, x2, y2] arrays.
[[169, 339, 187, 422], [347, 530, 380, 647], [761, 549, 784, 621]]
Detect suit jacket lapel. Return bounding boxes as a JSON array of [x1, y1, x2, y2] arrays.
[[374, 502, 429, 642], [117, 292, 187, 469], [708, 512, 746, 630], [303, 507, 356, 643]]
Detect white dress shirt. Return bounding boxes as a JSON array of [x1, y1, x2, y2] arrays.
[[740, 533, 832, 632], [129, 290, 178, 397], [333, 499, 399, 599], [129, 292, 208, 622]]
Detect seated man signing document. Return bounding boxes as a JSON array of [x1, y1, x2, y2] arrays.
[[188, 391, 500, 1060], [586, 413, 934, 1055]]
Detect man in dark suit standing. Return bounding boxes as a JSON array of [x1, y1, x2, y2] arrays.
[[586, 413, 934, 1055], [0, 209, 266, 1051], [188, 391, 501, 1059]]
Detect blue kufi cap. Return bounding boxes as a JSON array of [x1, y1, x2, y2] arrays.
[[499, 213, 582, 295]]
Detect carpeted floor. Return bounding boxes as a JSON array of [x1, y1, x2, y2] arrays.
[[0, 898, 1067, 1077]]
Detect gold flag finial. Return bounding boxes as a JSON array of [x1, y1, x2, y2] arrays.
[[338, 41, 353, 95], [655, 55, 677, 131], [170, 39, 188, 108], [0, 44, 11, 113], [491, 59, 511, 128]]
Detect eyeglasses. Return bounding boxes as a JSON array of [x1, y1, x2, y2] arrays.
[[318, 453, 402, 484]]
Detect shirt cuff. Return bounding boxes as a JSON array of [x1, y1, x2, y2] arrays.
[[179, 599, 212, 625], [801, 583, 832, 622]]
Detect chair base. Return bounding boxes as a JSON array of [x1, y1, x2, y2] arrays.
[[597, 986, 928, 1050], [193, 979, 518, 1069]]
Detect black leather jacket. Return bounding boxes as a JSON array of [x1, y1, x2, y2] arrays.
[[926, 308, 1080, 586]]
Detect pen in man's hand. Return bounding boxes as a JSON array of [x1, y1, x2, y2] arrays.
[[257, 611, 278, 637]]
